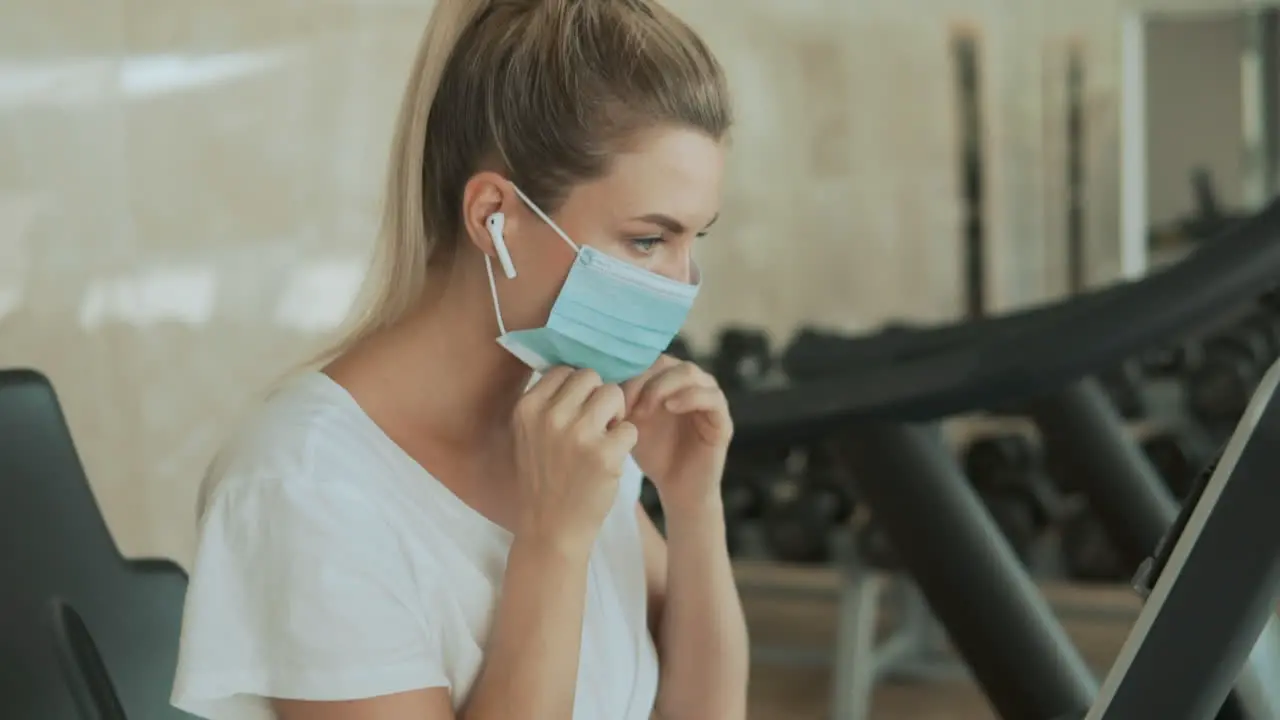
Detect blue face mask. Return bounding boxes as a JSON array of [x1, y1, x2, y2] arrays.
[[484, 185, 701, 384]]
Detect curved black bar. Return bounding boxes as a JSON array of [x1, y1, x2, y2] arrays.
[[779, 279, 1132, 378], [729, 197, 1280, 439]]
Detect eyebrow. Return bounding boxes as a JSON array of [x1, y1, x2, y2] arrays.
[[631, 212, 720, 235]]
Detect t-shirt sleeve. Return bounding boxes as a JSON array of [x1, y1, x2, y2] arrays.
[[170, 472, 448, 719]]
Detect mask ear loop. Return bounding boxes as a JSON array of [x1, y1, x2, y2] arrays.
[[483, 256, 506, 335], [486, 184, 580, 337], [511, 184, 579, 252]]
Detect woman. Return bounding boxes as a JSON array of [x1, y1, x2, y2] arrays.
[[169, 0, 749, 718]]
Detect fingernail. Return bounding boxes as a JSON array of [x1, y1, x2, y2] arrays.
[[664, 399, 678, 411]]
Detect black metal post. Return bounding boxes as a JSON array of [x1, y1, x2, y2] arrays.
[[1066, 45, 1086, 296], [844, 422, 1097, 719], [954, 33, 987, 320], [1028, 378, 1179, 568]]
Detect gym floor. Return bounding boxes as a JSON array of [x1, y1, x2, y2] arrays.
[[737, 563, 1139, 720]]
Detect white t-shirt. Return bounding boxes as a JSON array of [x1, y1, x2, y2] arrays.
[[170, 372, 659, 719]]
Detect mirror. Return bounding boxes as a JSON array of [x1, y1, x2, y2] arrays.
[[1120, 7, 1280, 273]]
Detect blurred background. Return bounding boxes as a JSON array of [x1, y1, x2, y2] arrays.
[[3, 0, 1279, 718]]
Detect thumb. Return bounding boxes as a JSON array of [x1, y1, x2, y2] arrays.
[[604, 420, 639, 454]]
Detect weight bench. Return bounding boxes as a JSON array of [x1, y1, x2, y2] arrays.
[[0, 368, 192, 719]]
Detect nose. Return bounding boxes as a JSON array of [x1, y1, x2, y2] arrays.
[[661, 248, 695, 285]]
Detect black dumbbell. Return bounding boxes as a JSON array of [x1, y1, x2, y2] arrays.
[[721, 444, 791, 557], [666, 334, 695, 363], [1255, 308, 1280, 348], [781, 327, 861, 381], [722, 460, 773, 525], [963, 433, 1038, 494], [962, 434, 1061, 562], [1141, 430, 1211, 500], [1139, 341, 1202, 379], [710, 326, 772, 391], [1060, 506, 1127, 583], [781, 322, 935, 380], [761, 448, 855, 564], [1097, 360, 1148, 420], [1186, 321, 1275, 427]]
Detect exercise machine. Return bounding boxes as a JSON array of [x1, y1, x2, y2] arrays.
[[827, 357, 1280, 720], [1079, 357, 1280, 720]]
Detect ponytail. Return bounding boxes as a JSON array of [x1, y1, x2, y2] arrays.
[[309, 0, 493, 365]]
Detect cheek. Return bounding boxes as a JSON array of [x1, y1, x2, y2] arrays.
[[591, 240, 635, 263], [505, 251, 573, 325], [650, 244, 695, 284]]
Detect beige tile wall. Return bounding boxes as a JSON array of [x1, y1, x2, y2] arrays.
[[1, 0, 1142, 565]]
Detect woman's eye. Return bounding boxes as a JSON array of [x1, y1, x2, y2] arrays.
[[630, 236, 662, 255]]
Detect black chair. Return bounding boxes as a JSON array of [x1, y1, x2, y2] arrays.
[[0, 368, 192, 719]]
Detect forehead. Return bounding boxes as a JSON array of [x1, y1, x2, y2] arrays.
[[569, 126, 725, 225]]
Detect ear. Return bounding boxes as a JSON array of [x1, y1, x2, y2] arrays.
[[461, 172, 519, 259]]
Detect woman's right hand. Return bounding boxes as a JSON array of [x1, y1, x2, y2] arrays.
[[512, 367, 638, 553]]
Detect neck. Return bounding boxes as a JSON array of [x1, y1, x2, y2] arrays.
[[332, 254, 532, 452]]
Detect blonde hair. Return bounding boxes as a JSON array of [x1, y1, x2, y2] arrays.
[[312, 0, 732, 364]]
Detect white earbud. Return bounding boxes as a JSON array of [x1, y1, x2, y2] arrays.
[[486, 212, 516, 279]]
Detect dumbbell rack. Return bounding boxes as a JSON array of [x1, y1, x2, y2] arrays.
[[828, 534, 969, 720], [822, 550, 1153, 720], [739, 546, 1141, 720]]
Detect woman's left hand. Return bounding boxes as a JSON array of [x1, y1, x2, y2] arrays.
[[621, 355, 734, 509]]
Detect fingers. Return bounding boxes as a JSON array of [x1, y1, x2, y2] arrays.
[[517, 368, 609, 436], [664, 385, 734, 444], [522, 365, 576, 407], [542, 369, 603, 429], [620, 354, 680, 409], [526, 368, 628, 440], [632, 361, 716, 417], [662, 385, 727, 416], [580, 383, 627, 431], [522, 356, 721, 438], [601, 420, 639, 456]]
